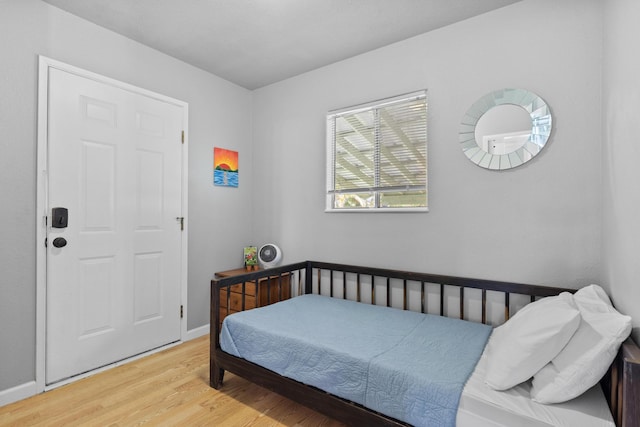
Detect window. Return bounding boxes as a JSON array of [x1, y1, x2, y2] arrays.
[[326, 91, 428, 212]]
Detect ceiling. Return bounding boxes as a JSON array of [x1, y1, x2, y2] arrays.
[[42, 0, 520, 90]]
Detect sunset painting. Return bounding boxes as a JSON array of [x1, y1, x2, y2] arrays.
[[213, 147, 238, 187]]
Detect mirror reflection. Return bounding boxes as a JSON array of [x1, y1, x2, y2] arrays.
[[475, 104, 531, 155], [459, 88, 552, 170]]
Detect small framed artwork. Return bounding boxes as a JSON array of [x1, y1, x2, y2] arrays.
[[243, 246, 258, 270], [214, 147, 238, 187]]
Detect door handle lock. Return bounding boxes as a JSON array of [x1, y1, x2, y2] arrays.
[[52, 207, 68, 228], [52, 237, 67, 248]]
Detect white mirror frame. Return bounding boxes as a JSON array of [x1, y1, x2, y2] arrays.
[[459, 88, 552, 170]]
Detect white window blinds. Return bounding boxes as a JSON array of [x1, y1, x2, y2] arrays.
[[326, 91, 428, 211]]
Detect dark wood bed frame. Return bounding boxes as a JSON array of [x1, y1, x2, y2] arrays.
[[210, 261, 640, 427]]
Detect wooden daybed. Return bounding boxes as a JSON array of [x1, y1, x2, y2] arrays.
[[210, 261, 639, 426]]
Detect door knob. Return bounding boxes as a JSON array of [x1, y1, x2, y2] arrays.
[[52, 237, 67, 248]]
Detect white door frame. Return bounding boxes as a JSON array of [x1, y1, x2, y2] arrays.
[[35, 56, 189, 392]]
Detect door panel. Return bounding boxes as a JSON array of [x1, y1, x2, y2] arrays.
[[46, 67, 183, 385], [136, 150, 164, 228], [133, 252, 163, 324], [81, 140, 115, 231], [78, 257, 115, 338]]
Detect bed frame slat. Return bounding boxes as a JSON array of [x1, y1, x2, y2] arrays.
[[403, 279, 407, 311], [330, 269, 334, 298], [504, 292, 510, 321], [386, 277, 391, 307], [371, 274, 375, 305], [482, 289, 487, 324], [343, 271, 347, 299]]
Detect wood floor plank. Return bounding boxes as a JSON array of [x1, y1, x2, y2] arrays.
[[0, 336, 345, 426]]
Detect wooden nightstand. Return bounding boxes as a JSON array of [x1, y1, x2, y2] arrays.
[[215, 268, 291, 325]]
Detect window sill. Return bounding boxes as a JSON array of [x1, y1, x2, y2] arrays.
[[324, 207, 429, 213]]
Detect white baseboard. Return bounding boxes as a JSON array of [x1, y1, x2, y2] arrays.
[[0, 381, 37, 407], [186, 324, 209, 341]]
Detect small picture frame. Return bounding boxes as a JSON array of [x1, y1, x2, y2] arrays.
[[214, 147, 239, 187], [243, 246, 258, 270]]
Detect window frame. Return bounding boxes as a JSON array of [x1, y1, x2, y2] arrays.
[[325, 90, 428, 213]]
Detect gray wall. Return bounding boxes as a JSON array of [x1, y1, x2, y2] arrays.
[[3, 0, 639, 400], [252, 0, 603, 287], [602, 0, 640, 342], [0, 0, 253, 392]]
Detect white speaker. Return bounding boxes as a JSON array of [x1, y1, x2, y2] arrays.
[[258, 243, 282, 268]]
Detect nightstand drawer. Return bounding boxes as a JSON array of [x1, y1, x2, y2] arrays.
[[216, 267, 292, 311], [258, 277, 290, 306], [220, 288, 256, 311], [228, 282, 257, 295]]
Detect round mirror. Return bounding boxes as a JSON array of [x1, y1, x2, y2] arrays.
[[459, 88, 552, 170]]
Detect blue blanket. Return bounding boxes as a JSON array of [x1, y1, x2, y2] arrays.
[[220, 294, 492, 427]]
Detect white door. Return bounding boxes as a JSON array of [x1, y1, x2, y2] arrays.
[[46, 67, 184, 385]]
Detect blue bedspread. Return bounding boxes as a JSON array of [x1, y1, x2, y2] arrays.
[[220, 294, 492, 427]]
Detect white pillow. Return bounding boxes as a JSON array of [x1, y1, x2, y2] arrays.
[[531, 285, 632, 404], [484, 292, 581, 391]]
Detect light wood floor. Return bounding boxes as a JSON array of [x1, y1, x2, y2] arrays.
[[0, 336, 345, 426]]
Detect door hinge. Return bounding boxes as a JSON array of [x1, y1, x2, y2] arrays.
[[180, 305, 184, 318], [181, 130, 184, 144], [176, 216, 184, 231]]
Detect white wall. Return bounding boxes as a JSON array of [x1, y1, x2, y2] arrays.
[[602, 0, 640, 342], [252, 0, 603, 287], [0, 0, 253, 394]]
